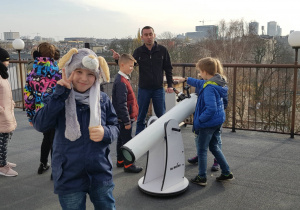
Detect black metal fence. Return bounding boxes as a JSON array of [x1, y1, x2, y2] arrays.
[[9, 60, 300, 137]]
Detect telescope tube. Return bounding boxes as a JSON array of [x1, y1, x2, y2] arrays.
[[121, 93, 197, 164]]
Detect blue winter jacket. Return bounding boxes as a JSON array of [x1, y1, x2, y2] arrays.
[[187, 75, 228, 130], [32, 85, 119, 195]]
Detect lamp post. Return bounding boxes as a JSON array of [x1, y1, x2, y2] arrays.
[[288, 31, 300, 138], [12, 39, 25, 111]]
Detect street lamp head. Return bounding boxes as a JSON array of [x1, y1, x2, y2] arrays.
[[288, 31, 300, 48], [12, 38, 25, 50]]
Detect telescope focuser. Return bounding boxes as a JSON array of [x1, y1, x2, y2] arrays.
[[173, 88, 187, 102], [184, 85, 191, 98]]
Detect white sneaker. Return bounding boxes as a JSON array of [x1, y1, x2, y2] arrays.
[[0, 165, 18, 177], [7, 162, 17, 168]]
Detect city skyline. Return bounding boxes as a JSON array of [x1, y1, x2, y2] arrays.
[[2, 0, 299, 41]]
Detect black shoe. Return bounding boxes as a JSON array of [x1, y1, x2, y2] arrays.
[[190, 175, 207, 186], [38, 162, 50, 174], [216, 173, 234, 182], [124, 164, 143, 173], [187, 156, 198, 164], [116, 160, 124, 168], [50, 173, 53, 180]]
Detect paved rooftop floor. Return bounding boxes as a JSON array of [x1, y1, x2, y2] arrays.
[[1, 108, 300, 210]]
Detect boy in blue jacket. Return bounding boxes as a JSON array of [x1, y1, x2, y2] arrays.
[[187, 57, 233, 186], [32, 48, 119, 209]]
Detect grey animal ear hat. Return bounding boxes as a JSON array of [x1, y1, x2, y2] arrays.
[[58, 48, 110, 141]]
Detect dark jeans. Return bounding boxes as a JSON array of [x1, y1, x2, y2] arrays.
[[58, 183, 115, 210], [0, 132, 12, 167], [116, 122, 133, 161], [40, 128, 55, 165], [135, 87, 165, 135]]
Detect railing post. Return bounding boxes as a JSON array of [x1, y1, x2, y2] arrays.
[[291, 48, 298, 138], [18, 51, 25, 111], [232, 67, 237, 132], [182, 66, 185, 78]]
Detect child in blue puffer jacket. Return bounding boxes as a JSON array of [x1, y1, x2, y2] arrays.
[[187, 57, 233, 186], [187, 59, 228, 171]]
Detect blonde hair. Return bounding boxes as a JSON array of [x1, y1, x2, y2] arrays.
[[196, 57, 227, 81], [119, 53, 136, 66]]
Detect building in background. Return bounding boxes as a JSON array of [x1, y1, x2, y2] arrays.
[[267, 21, 277, 36], [249, 22, 259, 35], [3, 32, 20, 40], [185, 25, 218, 42], [277, 26, 282, 36], [64, 37, 96, 43]]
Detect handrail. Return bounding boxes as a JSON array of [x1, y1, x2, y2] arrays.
[[9, 60, 300, 137]]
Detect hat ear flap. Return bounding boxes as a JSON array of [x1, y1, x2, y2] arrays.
[[33, 51, 41, 59], [58, 48, 78, 69], [98, 56, 110, 83]]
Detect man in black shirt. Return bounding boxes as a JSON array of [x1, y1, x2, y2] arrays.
[[111, 26, 173, 135]]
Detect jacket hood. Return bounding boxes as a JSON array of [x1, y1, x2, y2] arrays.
[[208, 74, 227, 87], [206, 74, 228, 98]]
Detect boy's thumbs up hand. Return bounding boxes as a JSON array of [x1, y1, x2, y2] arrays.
[[89, 125, 104, 142]]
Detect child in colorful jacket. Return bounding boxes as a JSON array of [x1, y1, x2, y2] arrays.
[[24, 42, 61, 175]]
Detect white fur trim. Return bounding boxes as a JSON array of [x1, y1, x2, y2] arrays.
[[65, 89, 81, 141], [82, 55, 99, 71], [89, 80, 101, 127]]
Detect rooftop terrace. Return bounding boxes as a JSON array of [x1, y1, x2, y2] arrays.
[[1, 108, 300, 210]]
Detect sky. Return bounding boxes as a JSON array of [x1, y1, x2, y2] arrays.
[[1, 0, 299, 41]]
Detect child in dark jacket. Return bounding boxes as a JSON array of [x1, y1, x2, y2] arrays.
[[187, 57, 233, 186], [112, 54, 142, 173], [32, 48, 119, 209]]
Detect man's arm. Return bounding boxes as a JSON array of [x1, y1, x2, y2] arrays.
[[163, 48, 174, 93]]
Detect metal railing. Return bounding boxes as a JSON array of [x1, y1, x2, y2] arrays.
[[9, 60, 300, 137], [174, 63, 300, 138]]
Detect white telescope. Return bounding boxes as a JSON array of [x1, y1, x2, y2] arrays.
[[121, 93, 197, 196]]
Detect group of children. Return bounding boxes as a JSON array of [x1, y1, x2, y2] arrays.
[[0, 43, 233, 208]]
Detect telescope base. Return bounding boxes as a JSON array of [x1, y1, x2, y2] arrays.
[[138, 176, 189, 197]]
